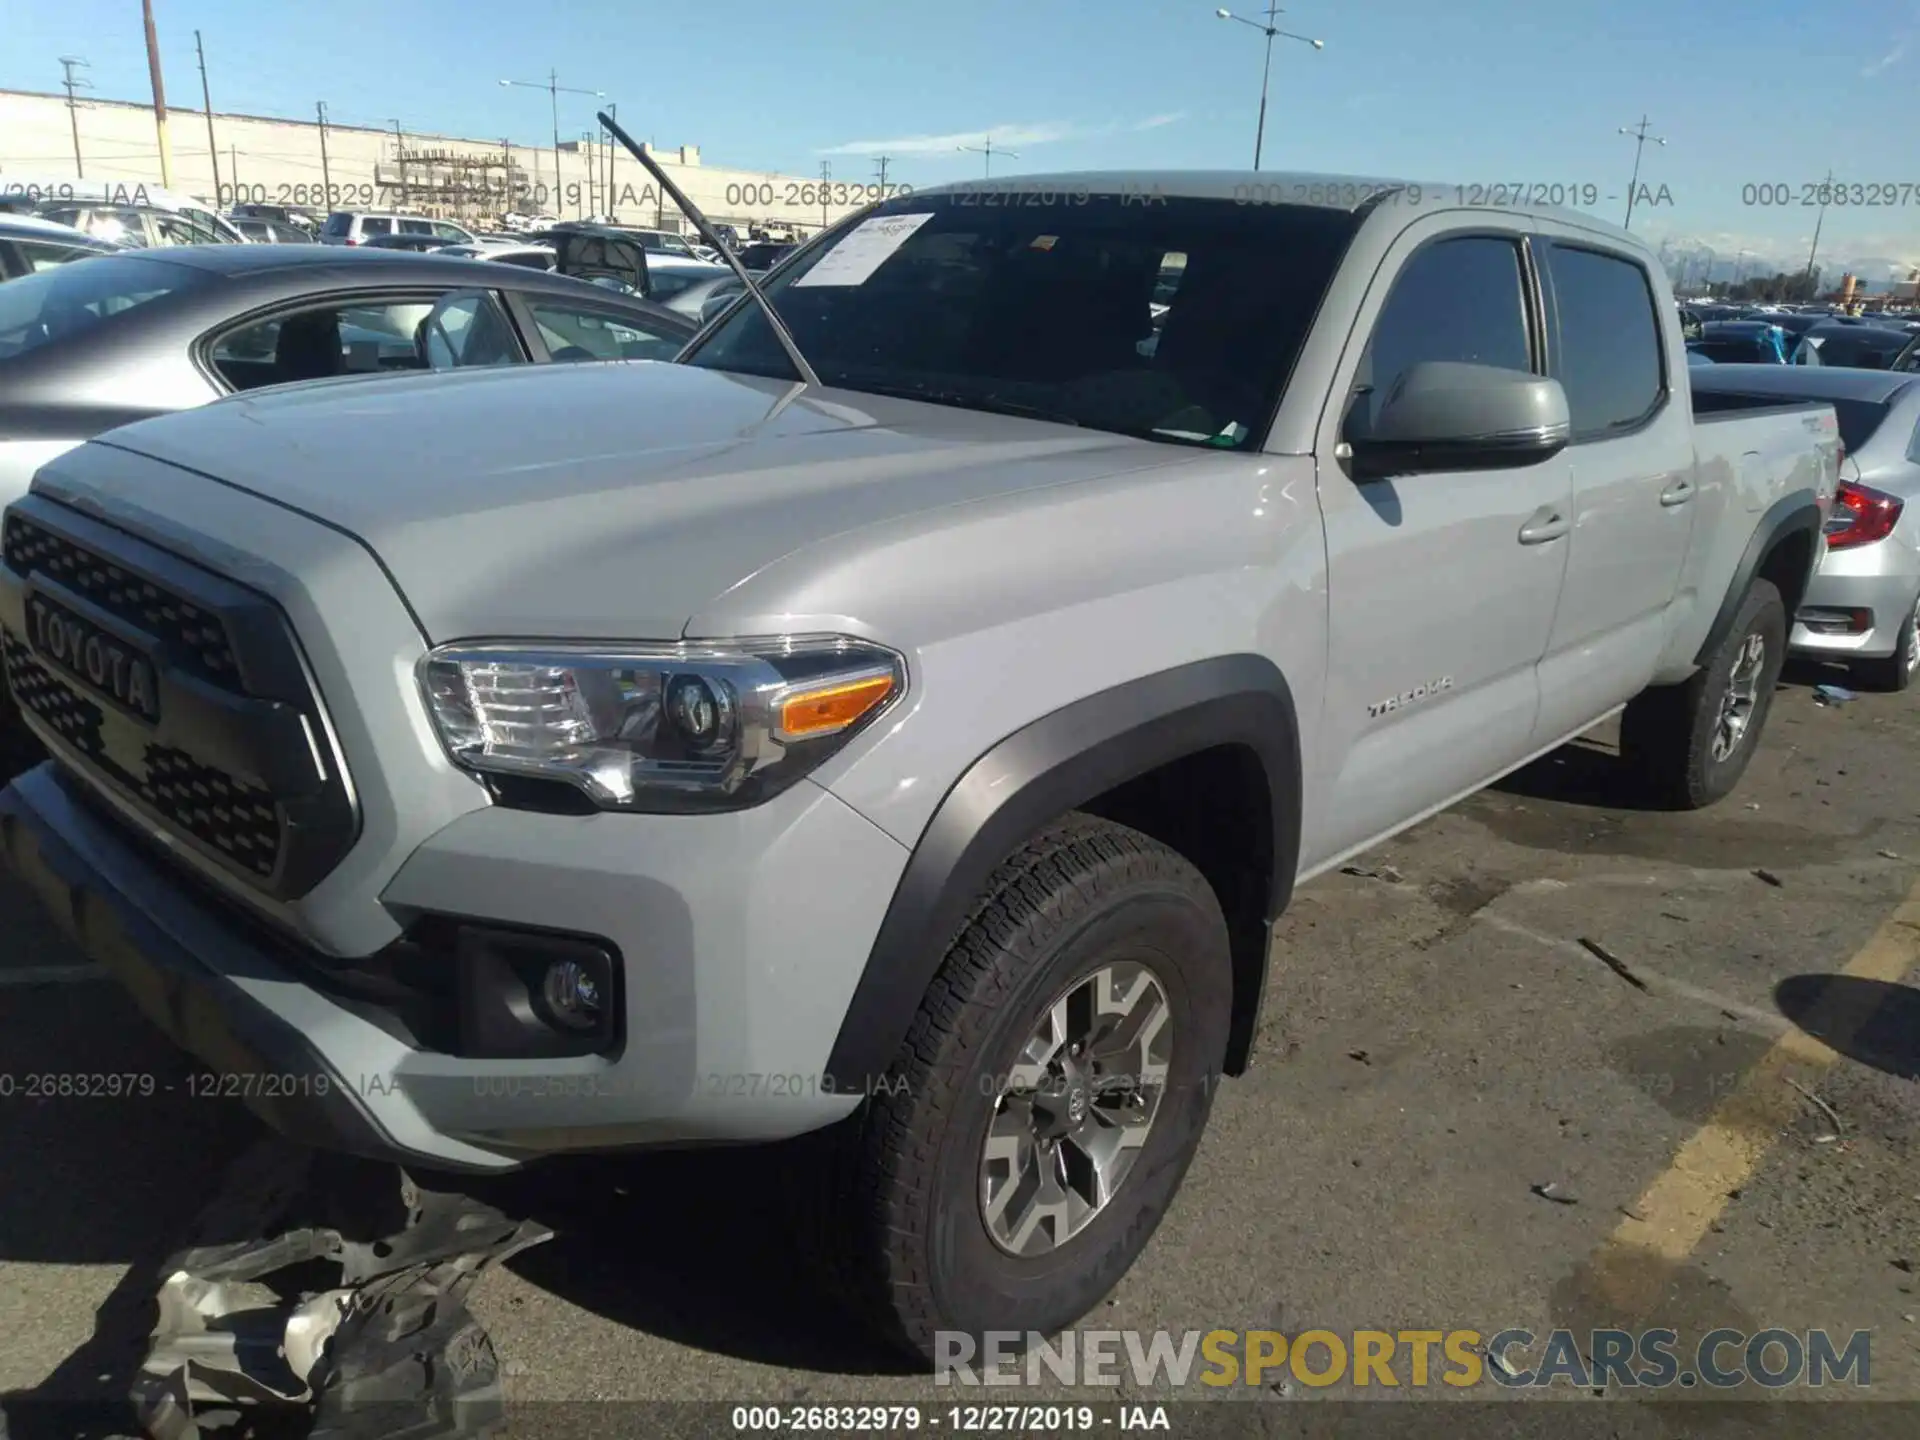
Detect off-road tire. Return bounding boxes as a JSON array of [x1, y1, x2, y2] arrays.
[[1621, 578, 1787, 809], [802, 813, 1233, 1365], [1850, 588, 1920, 693]]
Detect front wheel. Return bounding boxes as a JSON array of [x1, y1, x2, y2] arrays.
[[815, 814, 1232, 1363], [1622, 578, 1787, 809]]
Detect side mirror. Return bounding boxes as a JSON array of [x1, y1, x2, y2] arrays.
[[1345, 361, 1570, 479], [549, 231, 651, 297]]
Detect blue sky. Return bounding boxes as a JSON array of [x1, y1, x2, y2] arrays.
[[7, 0, 1920, 269]]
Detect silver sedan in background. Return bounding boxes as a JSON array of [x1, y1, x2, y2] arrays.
[[1694, 364, 1920, 689]]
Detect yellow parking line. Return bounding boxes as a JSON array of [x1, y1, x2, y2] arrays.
[[1591, 874, 1920, 1316]]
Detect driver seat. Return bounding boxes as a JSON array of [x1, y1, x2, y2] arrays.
[[274, 311, 343, 384]]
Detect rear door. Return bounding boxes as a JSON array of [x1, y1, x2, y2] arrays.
[[1531, 234, 1697, 742], [1307, 224, 1575, 868]]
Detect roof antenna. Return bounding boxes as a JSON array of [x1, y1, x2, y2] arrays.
[[598, 110, 820, 389]]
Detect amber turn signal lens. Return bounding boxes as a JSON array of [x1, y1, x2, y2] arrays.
[[779, 673, 895, 738]]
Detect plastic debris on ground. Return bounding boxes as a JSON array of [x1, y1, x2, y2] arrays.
[[133, 1139, 550, 1440]]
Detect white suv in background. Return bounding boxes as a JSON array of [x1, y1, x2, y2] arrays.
[[321, 212, 477, 247]]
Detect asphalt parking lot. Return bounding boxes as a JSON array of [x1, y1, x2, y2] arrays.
[[2, 663, 1918, 1432]]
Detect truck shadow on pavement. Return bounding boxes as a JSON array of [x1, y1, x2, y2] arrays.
[[480, 1144, 921, 1377], [1775, 974, 1920, 1081], [0, 969, 910, 1438]]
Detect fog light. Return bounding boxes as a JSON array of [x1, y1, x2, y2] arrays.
[[542, 959, 603, 1031]]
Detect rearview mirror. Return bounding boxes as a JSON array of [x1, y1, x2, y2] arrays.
[[1346, 361, 1570, 479]]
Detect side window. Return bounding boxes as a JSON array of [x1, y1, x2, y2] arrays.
[[432, 222, 466, 241], [421, 291, 526, 369], [1345, 235, 1532, 442], [181, 209, 222, 243], [150, 212, 199, 246], [209, 298, 445, 391], [399, 218, 433, 235], [522, 298, 683, 362], [17, 240, 98, 272], [360, 216, 393, 238], [1543, 243, 1665, 440]]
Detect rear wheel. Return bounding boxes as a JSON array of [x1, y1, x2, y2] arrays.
[[1622, 578, 1787, 809], [1850, 588, 1920, 693], [809, 814, 1232, 1363]]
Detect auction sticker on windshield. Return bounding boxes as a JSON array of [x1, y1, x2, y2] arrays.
[[792, 212, 934, 287]]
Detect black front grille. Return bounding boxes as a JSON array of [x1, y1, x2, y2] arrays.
[[3, 518, 239, 690], [0, 501, 358, 898]]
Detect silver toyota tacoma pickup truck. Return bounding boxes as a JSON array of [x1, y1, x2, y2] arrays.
[[0, 173, 1839, 1360]]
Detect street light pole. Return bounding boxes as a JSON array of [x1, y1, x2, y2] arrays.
[[501, 74, 605, 218], [1215, 6, 1324, 170], [1618, 115, 1666, 229]]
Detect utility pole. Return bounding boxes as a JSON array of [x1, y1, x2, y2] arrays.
[[820, 160, 832, 228], [1804, 170, 1834, 290], [392, 119, 408, 207], [957, 138, 1018, 177], [874, 154, 892, 190], [1618, 115, 1666, 229], [142, 0, 175, 187], [603, 104, 617, 216], [194, 31, 220, 205], [58, 56, 91, 177], [229, 143, 238, 197], [316, 102, 333, 201]]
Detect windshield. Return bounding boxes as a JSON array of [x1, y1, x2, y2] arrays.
[[1806, 332, 1905, 369], [0, 253, 203, 361], [683, 193, 1361, 449]]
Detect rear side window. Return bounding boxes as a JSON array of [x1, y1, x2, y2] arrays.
[[1346, 235, 1532, 442], [361, 216, 393, 238], [1544, 243, 1665, 439], [0, 254, 201, 361]]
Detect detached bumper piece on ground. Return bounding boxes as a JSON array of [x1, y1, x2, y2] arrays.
[[133, 1140, 549, 1440]]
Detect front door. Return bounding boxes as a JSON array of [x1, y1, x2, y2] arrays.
[[1306, 226, 1574, 870]]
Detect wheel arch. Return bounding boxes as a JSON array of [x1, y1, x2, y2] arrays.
[[822, 654, 1303, 1094], [1695, 489, 1823, 667]]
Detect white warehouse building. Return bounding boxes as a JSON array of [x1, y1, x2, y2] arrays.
[[0, 88, 889, 239]]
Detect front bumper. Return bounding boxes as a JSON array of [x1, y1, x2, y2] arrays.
[[1790, 544, 1920, 661], [0, 760, 907, 1169]]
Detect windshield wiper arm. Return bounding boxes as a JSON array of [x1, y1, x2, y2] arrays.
[[599, 110, 820, 390]]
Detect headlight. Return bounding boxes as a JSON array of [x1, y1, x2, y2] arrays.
[[420, 635, 905, 812]]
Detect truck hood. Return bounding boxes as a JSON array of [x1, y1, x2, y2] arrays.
[[88, 362, 1169, 642]]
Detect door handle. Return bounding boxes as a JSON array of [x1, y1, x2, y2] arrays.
[[1660, 478, 1695, 507], [1518, 509, 1569, 545]]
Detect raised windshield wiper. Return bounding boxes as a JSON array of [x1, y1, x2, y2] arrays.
[[857, 383, 1084, 429], [599, 109, 820, 390]]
